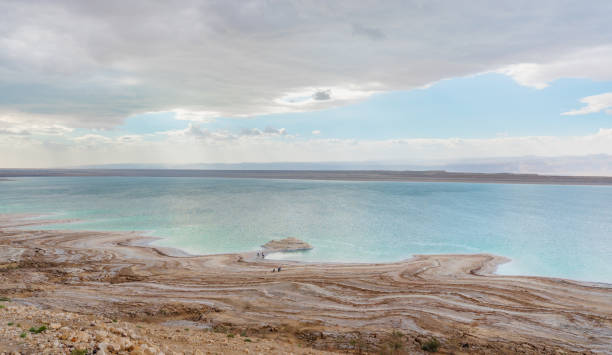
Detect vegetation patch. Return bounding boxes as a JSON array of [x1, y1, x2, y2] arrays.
[[0, 263, 19, 271], [381, 330, 406, 354], [29, 325, 47, 334], [71, 350, 87, 355], [212, 325, 227, 333], [421, 337, 441, 352]]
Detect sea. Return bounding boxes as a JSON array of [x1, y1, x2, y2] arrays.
[[1, 177, 611, 284]]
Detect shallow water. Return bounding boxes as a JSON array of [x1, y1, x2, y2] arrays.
[[1, 177, 611, 283]]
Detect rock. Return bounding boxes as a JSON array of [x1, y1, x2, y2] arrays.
[[94, 329, 109, 341], [49, 322, 61, 330], [58, 327, 72, 340], [97, 343, 110, 355], [74, 330, 90, 343], [110, 327, 127, 337], [118, 337, 134, 351], [131, 345, 146, 355], [104, 341, 118, 352], [138, 344, 151, 355]]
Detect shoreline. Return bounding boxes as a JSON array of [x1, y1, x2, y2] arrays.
[[15, 217, 612, 286], [2, 214, 612, 353], [11, 218, 519, 278]]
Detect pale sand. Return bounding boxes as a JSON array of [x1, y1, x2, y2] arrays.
[[1, 214, 612, 354]]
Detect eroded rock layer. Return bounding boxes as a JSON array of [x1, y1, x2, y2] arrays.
[[1, 214, 611, 354]]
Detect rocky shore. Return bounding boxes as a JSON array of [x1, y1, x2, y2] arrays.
[[1, 214, 612, 354], [0, 301, 334, 354]]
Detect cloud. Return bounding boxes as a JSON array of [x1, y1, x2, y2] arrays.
[[3, 1, 612, 128], [4, 127, 612, 170], [164, 123, 288, 141], [562, 92, 612, 116], [498, 47, 612, 89], [171, 109, 221, 122], [72, 134, 113, 147], [0, 112, 73, 136], [240, 128, 264, 136], [117, 135, 143, 143], [351, 24, 385, 40], [235, 127, 287, 138], [0, 127, 30, 136], [276, 85, 380, 109], [497, 64, 551, 90], [312, 130, 321, 135], [165, 122, 214, 139], [263, 127, 287, 135], [312, 90, 331, 101]]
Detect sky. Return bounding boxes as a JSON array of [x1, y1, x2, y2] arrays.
[[1, 0, 612, 173]]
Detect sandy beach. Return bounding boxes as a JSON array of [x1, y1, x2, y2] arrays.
[[1, 214, 612, 354]]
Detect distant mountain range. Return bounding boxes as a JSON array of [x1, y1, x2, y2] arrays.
[[67, 154, 612, 176], [2, 168, 612, 185]]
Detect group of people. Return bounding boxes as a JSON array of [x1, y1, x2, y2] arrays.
[[256, 251, 282, 273]]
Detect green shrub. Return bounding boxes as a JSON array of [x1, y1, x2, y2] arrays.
[[244, 338, 252, 342], [71, 350, 87, 355], [7, 322, 13, 326], [29, 325, 47, 334], [0, 297, 10, 301], [227, 333, 235, 338], [20, 332, 26, 338], [421, 337, 440, 352]]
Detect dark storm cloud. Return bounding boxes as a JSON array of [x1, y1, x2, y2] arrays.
[[312, 90, 331, 101]]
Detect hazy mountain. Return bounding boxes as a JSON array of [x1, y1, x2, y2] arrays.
[[69, 154, 612, 176]]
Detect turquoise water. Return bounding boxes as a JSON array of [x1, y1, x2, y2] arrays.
[[1, 177, 611, 284]]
